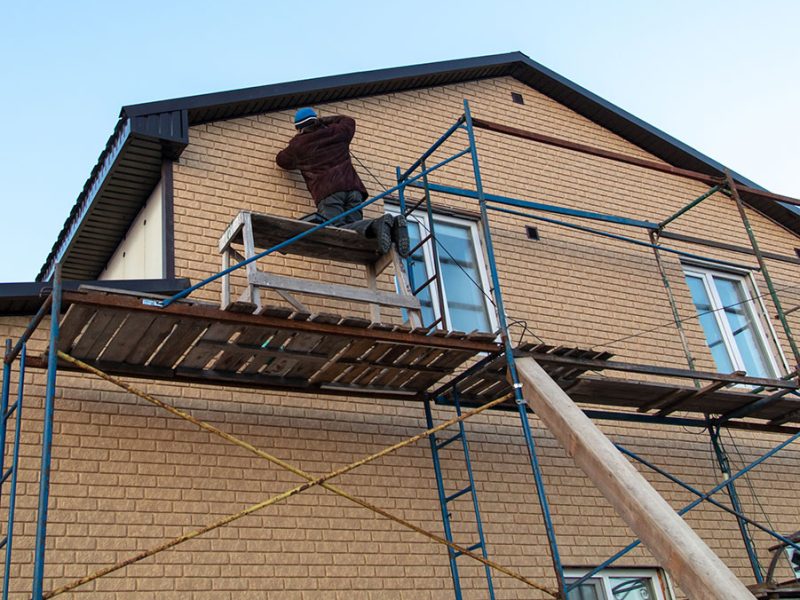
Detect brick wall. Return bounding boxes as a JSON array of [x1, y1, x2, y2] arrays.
[[1, 76, 799, 598]]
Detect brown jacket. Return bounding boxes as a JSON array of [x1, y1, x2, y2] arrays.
[[275, 115, 368, 204]]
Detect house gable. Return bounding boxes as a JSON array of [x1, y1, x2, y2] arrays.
[[37, 52, 800, 283]]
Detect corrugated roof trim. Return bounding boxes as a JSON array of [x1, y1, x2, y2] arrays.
[[38, 118, 132, 281]]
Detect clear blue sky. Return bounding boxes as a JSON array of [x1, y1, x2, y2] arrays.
[[1, 1, 798, 282]]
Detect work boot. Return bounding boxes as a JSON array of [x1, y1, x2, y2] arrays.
[[368, 214, 393, 254], [392, 215, 410, 258]]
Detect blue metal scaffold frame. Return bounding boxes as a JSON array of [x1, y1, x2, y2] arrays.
[[4, 100, 800, 599], [388, 100, 800, 597], [0, 265, 62, 599]]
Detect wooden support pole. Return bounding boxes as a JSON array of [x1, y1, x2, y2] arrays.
[[515, 357, 755, 600]]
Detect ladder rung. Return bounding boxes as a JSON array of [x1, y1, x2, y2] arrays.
[[436, 432, 462, 450], [404, 199, 427, 218], [453, 541, 483, 559], [413, 274, 438, 296], [0, 536, 7, 550], [0, 467, 12, 485], [408, 234, 432, 257], [445, 485, 472, 504], [5, 401, 18, 419]]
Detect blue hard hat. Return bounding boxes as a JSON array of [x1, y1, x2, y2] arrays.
[[294, 107, 318, 129]]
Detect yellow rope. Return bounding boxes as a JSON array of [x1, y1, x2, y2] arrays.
[[49, 351, 559, 599]]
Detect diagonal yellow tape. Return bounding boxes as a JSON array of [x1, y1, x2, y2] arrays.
[[47, 351, 558, 598]]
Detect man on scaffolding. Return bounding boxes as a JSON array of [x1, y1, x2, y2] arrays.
[[276, 107, 409, 257]]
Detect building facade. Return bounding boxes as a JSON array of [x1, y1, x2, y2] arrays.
[[2, 53, 799, 599]]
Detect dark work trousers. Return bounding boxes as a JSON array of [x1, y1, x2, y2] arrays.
[[303, 190, 374, 236]]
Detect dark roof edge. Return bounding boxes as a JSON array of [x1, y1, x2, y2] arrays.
[[37, 118, 132, 282], [0, 278, 192, 316], [510, 54, 764, 190], [121, 51, 766, 194], [121, 52, 529, 120], [41, 52, 794, 283]]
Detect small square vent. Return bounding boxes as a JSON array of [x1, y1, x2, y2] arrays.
[[526, 225, 539, 240], [511, 92, 525, 105]]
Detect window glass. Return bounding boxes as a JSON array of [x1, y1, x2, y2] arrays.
[[609, 576, 656, 599], [397, 209, 494, 333], [436, 221, 492, 333], [684, 268, 777, 377], [713, 276, 772, 377], [566, 578, 607, 600], [566, 569, 670, 600], [685, 274, 735, 372]]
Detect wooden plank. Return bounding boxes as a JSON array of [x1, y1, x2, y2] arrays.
[[283, 331, 324, 353], [99, 313, 159, 363], [515, 356, 756, 600], [126, 316, 182, 365], [57, 304, 96, 353], [337, 364, 379, 386], [217, 211, 246, 252], [213, 325, 277, 373], [261, 355, 300, 378], [657, 377, 739, 417], [471, 379, 511, 402], [148, 320, 209, 369], [310, 332, 377, 384], [71, 309, 122, 359], [250, 271, 422, 310], [63, 290, 500, 354], [523, 352, 797, 389], [189, 339, 328, 375], [350, 366, 389, 387], [761, 397, 800, 426], [178, 322, 242, 370], [285, 314, 351, 380], [247, 212, 381, 264]]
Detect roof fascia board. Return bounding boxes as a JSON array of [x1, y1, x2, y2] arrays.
[[120, 52, 527, 120], [39, 118, 133, 281], [511, 55, 764, 191], [120, 51, 765, 195], [38, 111, 190, 281]]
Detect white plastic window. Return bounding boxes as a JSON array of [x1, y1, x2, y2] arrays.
[[683, 266, 780, 378], [390, 208, 496, 333], [565, 568, 673, 600]]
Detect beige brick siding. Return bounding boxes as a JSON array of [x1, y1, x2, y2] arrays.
[[1, 75, 799, 598]]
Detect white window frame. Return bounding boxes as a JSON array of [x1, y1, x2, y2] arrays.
[[388, 207, 497, 333], [565, 567, 674, 600], [683, 263, 785, 378]]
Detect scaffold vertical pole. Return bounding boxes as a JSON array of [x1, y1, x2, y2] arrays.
[[32, 264, 62, 600], [463, 99, 566, 597], [726, 172, 800, 367], [648, 230, 699, 380], [709, 424, 764, 583], [0, 340, 11, 489], [3, 344, 25, 600]]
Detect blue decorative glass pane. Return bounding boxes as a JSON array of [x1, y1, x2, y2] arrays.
[[713, 276, 772, 377], [686, 275, 735, 373], [435, 222, 492, 332]]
